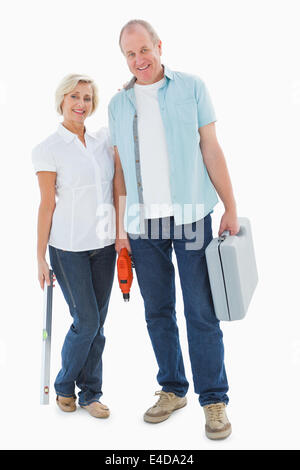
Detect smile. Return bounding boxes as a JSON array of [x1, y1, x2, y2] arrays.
[[73, 110, 85, 115], [137, 65, 150, 71]]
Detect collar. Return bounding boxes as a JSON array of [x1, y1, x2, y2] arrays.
[[124, 64, 174, 91], [57, 123, 97, 143]]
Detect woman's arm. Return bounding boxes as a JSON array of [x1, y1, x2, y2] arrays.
[[36, 171, 57, 288], [113, 146, 131, 253]]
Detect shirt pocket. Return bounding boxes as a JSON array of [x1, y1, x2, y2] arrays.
[[175, 99, 198, 126]]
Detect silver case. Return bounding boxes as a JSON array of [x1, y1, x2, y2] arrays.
[[205, 217, 258, 321]]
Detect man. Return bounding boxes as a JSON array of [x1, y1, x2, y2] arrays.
[[109, 19, 239, 440]]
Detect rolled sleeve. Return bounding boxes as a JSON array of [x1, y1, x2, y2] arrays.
[[93, 127, 114, 163], [104, 128, 115, 162], [32, 144, 56, 173], [195, 78, 217, 128]]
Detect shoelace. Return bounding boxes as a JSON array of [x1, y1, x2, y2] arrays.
[[153, 391, 173, 408], [206, 403, 225, 422]]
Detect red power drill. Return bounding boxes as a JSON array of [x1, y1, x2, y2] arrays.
[[117, 248, 134, 302]]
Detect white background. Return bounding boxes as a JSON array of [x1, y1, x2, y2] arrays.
[[0, 0, 299, 451]]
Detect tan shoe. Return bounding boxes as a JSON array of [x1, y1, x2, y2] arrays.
[[203, 403, 232, 440], [56, 395, 76, 413], [80, 401, 110, 419], [144, 391, 187, 423]]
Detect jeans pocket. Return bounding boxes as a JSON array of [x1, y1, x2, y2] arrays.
[[55, 249, 77, 309], [89, 249, 99, 258]]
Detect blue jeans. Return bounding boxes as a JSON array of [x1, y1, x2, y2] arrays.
[[129, 213, 229, 407], [49, 243, 116, 406]]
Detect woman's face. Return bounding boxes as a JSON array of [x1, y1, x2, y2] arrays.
[[61, 82, 93, 124]]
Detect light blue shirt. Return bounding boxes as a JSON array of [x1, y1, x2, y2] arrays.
[[108, 65, 219, 234]]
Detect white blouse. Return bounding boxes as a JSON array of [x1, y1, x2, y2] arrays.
[[32, 123, 115, 251]]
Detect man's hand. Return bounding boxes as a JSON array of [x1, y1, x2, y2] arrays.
[[218, 209, 240, 237]]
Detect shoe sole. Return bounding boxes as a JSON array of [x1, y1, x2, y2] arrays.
[[205, 424, 232, 440], [143, 400, 187, 424]]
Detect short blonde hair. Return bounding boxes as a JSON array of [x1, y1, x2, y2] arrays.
[[55, 73, 99, 115], [119, 19, 160, 53]]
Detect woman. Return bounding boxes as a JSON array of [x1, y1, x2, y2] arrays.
[[32, 74, 116, 418]]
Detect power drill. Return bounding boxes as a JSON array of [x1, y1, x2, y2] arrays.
[[117, 248, 134, 302]]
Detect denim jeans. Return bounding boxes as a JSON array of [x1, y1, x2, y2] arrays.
[[129, 213, 229, 407], [49, 243, 116, 406]]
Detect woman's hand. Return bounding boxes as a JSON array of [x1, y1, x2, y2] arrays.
[[38, 258, 56, 290], [115, 233, 131, 254], [117, 81, 129, 92]]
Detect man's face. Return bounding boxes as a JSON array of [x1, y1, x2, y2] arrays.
[[121, 25, 163, 85]]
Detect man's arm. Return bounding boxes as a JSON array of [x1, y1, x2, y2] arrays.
[[199, 122, 240, 236], [113, 146, 131, 253]]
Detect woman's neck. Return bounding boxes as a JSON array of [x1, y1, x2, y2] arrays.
[[62, 120, 85, 138]]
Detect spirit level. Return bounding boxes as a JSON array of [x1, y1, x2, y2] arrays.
[[40, 270, 54, 404]]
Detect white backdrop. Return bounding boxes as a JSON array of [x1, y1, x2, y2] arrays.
[[1, 0, 300, 451]]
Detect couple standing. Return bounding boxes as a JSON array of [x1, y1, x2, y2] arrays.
[[33, 19, 239, 441]]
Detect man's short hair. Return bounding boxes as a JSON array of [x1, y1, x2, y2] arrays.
[[119, 19, 160, 53]]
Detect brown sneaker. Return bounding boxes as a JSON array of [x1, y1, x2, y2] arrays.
[[80, 401, 110, 419], [203, 403, 232, 440], [144, 391, 187, 423], [56, 395, 76, 413]]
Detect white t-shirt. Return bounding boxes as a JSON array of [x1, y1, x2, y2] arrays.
[[134, 77, 174, 219], [32, 123, 115, 251]]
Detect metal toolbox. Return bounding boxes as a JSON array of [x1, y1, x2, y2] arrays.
[[205, 217, 258, 321]]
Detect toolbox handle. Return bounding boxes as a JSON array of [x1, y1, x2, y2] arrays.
[[218, 224, 244, 241], [218, 230, 231, 241]]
